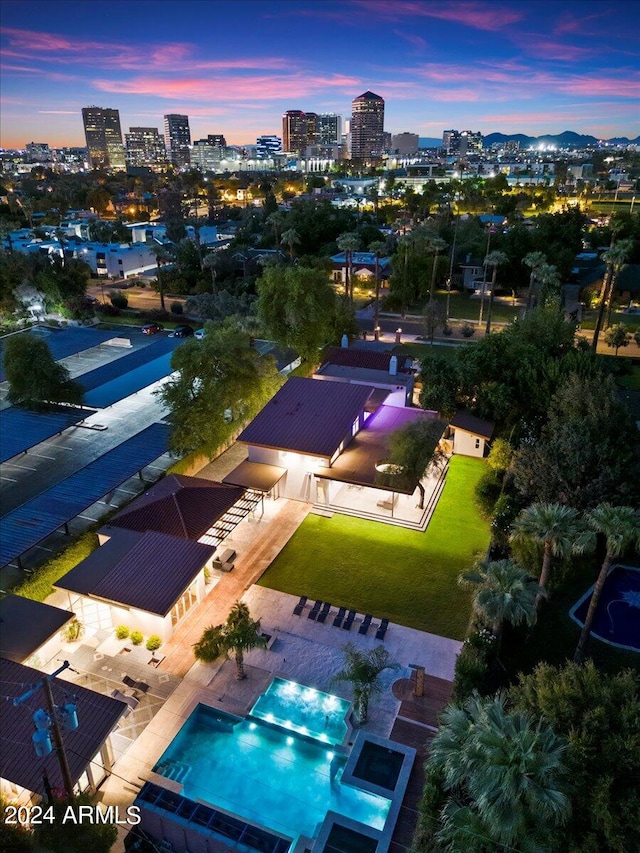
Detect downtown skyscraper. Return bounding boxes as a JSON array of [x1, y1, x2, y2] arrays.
[[81, 106, 126, 169], [164, 114, 191, 168], [350, 91, 385, 161]]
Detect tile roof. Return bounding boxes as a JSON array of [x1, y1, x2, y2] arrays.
[[0, 596, 75, 663], [104, 474, 245, 539], [237, 376, 374, 457], [0, 657, 126, 794], [57, 531, 214, 616], [322, 346, 412, 373], [450, 410, 495, 439]]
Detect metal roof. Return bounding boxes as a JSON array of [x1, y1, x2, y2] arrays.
[[237, 377, 373, 458], [59, 531, 214, 616], [322, 347, 412, 373], [0, 656, 126, 794], [450, 410, 495, 439], [103, 475, 246, 540], [0, 595, 75, 663], [223, 460, 287, 492], [0, 407, 96, 463], [0, 423, 169, 567]]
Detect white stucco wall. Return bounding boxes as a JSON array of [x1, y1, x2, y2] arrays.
[[453, 429, 486, 458], [246, 445, 331, 501]]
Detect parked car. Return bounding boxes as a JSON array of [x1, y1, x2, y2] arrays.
[[172, 325, 194, 338], [142, 323, 164, 335], [194, 328, 206, 340]]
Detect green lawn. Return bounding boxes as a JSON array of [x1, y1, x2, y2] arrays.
[[259, 456, 491, 640]]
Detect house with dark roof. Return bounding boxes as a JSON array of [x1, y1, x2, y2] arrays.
[[0, 657, 126, 803], [55, 530, 216, 643], [315, 345, 415, 406], [231, 377, 446, 526], [449, 410, 495, 457], [0, 595, 75, 668], [329, 251, 392, 288]]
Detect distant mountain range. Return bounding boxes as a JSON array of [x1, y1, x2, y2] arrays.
[[418, 131, 640, 149]]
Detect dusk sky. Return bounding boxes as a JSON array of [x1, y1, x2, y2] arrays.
[[1, 0, 638, 149]]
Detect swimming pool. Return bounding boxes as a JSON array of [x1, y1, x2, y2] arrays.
[[570, 565, 640, 652], [249, 676, 350, 746], [153, 703, 391, 843]]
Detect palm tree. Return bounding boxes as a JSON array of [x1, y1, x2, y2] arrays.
[[592, 239, 633, 351], [430, 692, 570, 851], [522, 251, 547, 314], [510, 503, 594, 605], [150, 244, 171, 311], [193, 601, 267, 679], [332, 643, 399, 723], [427, 236, 447, 303], [202, 252, 219, 293], [574, 505, 640, 663], [459, 559, 541, 642], [482, 250, 508, 335], [266, 211, 285, 247], [537, 262, 561, 309], [280, 227, 300, 261], [369, 239, 386, 335], [337, 232, 360, 301]]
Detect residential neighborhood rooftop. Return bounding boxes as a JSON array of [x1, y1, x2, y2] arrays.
[[0, 595, 74, 663]]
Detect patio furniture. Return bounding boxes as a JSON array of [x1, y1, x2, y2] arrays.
[[332, 606, 346, 628], [213, 547, 236, 572], [123, 675, 150, 693], [111, 689, 140, 710], [148, 654, 165, 667], [308, 600, 322, 620], [375, 618, 389, 641], [316, 602, 331, 624], [293, 595, 307, 616], [358, 614, 373, 635], [342, 609, 356, 630]]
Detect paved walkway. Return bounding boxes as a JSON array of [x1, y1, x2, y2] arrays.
[[158, 499, 310, 677]]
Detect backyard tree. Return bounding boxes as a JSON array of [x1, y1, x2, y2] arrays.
[[33, 793, 118, 853], [385, 417, 447, 509], [604, 323, 630, 355], [522, 250, 547, 313], [427, 693, 570, 853], [510, 661, 640, 853], [4, 333, 84, 408], [157, 322, 281, 457], [192, 601, 267, 679], [336, 231, 360, 301], [332, 643, 399, 724], [574, 504, 640, 663], [481, 249, 509, 334], [458, 559, 541, 642], [418, 353, 461, 420], [510, 503, 593, 604], [280, 227, 300, 260], [256, 265, 337, 364]]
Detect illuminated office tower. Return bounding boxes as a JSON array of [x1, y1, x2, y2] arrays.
[[125, 127, 167, 168], [164, 114, 191, 168], [350, 91, 385, 161], [82, 106, 126, 169]]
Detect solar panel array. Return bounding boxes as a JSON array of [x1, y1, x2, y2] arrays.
[[0, 327, 117, 381], [84, 352, 177, 408], [78, 337, 180, 392], [0, 407, 97, 463], [0, 423, 170, 567]]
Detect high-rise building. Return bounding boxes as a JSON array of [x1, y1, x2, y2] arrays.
[[124, 127, 167, 168], [391, 132, 419, 157], [282, 110, 309, 156], [164, 114, 191, 168], [190, 135, 228, 172], [256, 135, 282, 158], [82, 106, 126, 169], [443, 129, 483, 155], [350, 91, 385, 161], [26, 142, 53, 162], [316, 114, 342, 145]]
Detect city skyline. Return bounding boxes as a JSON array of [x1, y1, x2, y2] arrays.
[[1, 0, 638, 149]]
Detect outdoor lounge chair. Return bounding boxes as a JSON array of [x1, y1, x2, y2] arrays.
[[111, 689, 140, 710], [308, 599, 322, 620], [342, 609, 356, 630], [333, 606, 346, 628], [293, 595, 307, 616], [316, 602, 331, 624], [358, 614, 373, 635], [123, 675, 150, 693], [375, 618, 389, 641]]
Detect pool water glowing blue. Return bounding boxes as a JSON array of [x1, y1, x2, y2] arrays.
[[249, 677, 350, 746], [571, 565, 640, 652], [154, 702, 391, 843]]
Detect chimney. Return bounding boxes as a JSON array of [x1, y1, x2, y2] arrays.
[[341, 334, 349, 348], [389, 355, 398, 376]]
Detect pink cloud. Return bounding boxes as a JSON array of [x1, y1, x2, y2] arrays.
[[430, 88, 480, 102], [553, 11, 612, 37], [392, 30, 427, 51], [352, 1, 525, 31], [511, 37, 595, 62]]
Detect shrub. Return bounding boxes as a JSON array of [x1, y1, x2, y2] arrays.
[[109, 291, 128, 309], [62, 618, 83, 643], [146, 634, 162, 651], [13, 532, 99, 602], [95, 302, 120, 316], [451, 644, 489, 703], [170, 301, 183, 315], [460, 321, 475, 337], [442, 324, 453, 336], [130, 630, 143, 646], [115, 625, 130, 640], [475, 468, 502, 516]]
